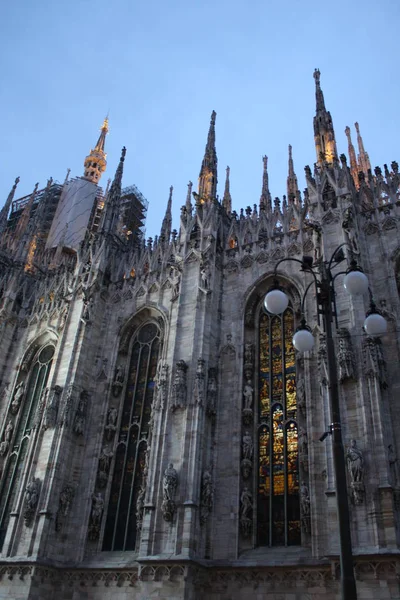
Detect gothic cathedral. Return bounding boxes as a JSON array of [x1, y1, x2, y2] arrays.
[[0, 70, 399, 599]]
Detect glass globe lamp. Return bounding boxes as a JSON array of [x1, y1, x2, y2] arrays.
[[343, 269, 369, 296], [292, 325, 315, 352], [264, 289, 289, 315], [364, 312, 387, 337]]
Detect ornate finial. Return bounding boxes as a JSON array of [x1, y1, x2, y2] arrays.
[[222, 166, 232, 214], [0, 176, 20, 235], [354, 121, 371, 177], [83, 118, 110, 184], [198, 111, 218, 201], [63, 168, 71, 186], [345, 126, 359, 187], [161, 185, 173, 242], [287, 145, 299, 202], [313, 68, 321, 84], [260, 155, 271, 211]]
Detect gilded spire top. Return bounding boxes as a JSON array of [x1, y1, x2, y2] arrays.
[[84, 117, 110, 184], [198, 110, 218, 201]]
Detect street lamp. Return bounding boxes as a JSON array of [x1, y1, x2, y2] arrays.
[[264, 246, 387, 600]]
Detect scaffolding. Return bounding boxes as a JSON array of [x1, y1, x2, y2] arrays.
[[7, 183, 63, 235], [120, 183, 148, 241]]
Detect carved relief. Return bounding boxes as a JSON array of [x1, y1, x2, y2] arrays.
[[112, 365, 125, 397], [24, 478, 41, 526], [88, 493, 104, 541], [43, 385, 63, 430], [337, 328, 356, 383], [73, 390, 89, 436], [240, 487, 253, 538], [200, 467, 214, 525], [170, 360, 188, 411], [346, 439, 365, 505], [193, 358, 206, 407], [161, 463, 178, 521], [55, 483, 75, 532]]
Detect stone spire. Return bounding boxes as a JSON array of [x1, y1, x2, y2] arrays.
[[222, 166, 232, 214], [185, 181, 193, 216], [0, 176, 20, 235], [313, 69, 338, 166], [345, 126, 359, 187], [101, 146, 126, 234], [161, 186, 173, 242], [198, 110, 218, 202], [286, 145, 299, 202], [355, 122, 371, 177], [83, 117, 109, 184], [260, 156, 272, 211]]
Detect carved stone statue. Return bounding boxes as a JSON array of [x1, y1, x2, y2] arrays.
[[206, 368, 217, 418], [88, 493, 104, 541], [242, 431, 253, 460], [55, 483, 75, 532], [337, 329, 355, 382], [153, 362, 168, 411], [363, 336, 387, 389], [200, 264, 211, 290], [194, 358, 206, 406], [242, 381, 254, 426], [388, 444, 399, 488], [161, 463, 178, 521], [10, 381, 24, 415], [97, 445, 114, 488], [243, 381, 253, 410], [43, 385, 62, 429], [172, 271, 181, 298], [4, 420, 13, 442], [73, 391, 88, 436], [112, 365, 125, 397], [300, 482, 311, 534], [342, 206, 360, 255], [24, 478, 40, 526], [105, 406, 118, 440], [34, 387, 49, 428], [200, 467, 214, 525], [244, 343, 254, 381], [296, 376, 306, 416], [240, 487, 253, 538], [299, 429, 308, 456], [318, 334, 329, 386], [347, 439, 365, 505], [170, 360, 188, 411]]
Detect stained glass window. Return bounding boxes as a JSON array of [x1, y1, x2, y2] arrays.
[[0, 344, 55, 550], [258, 308, 300, 546], [103, 322, 160, 551]]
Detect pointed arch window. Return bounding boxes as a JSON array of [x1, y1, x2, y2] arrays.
[[0, 344, 55, 550], [102, 322, 161, 551], [258, 307, 300, 546]]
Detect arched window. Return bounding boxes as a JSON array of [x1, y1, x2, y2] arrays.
[[258, 307, 300, 546], [0, 344, 55, 550], [102, 322, 161, 551]]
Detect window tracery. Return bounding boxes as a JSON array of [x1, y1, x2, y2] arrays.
[[102, 321, 161, 551], [0, 343, 55, 550], [257, 306, 300, 546]]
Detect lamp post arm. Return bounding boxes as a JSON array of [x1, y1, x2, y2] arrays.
[[300, 279, 318, 316]]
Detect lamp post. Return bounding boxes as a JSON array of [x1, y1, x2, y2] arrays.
[[264, 246, 387, 600]]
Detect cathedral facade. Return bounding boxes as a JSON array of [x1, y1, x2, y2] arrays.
[[0, 70, 400, 599]]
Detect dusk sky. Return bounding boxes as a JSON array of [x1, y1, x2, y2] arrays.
[[1, 0, 399, 238]]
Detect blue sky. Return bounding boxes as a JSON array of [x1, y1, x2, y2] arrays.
[[1, 0, 399, 238]]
